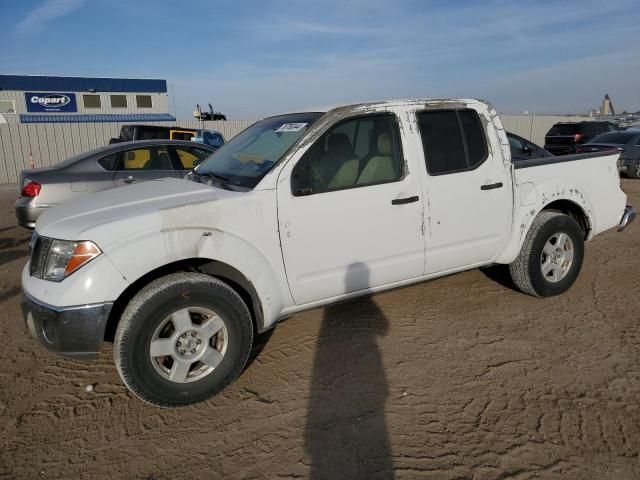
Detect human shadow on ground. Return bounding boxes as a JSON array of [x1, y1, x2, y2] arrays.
[[304, 263, 394, 480]]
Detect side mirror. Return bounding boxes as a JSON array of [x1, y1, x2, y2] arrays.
[[193, 158, 204, 167]]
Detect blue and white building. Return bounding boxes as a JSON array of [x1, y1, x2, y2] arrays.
[[0, 75, 175, 124]]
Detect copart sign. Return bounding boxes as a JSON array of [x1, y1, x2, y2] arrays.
[[25, 92, 77, 112]]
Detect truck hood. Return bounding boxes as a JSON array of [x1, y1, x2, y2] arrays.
[[36, 178, 237, 241]]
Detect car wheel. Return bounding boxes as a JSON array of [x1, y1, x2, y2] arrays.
[[628, 160, 640, 179], [114, 272, 253, 407], [509, 211, 584, 297]]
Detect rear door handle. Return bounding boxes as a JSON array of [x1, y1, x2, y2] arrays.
[[391, 195, 419, 205], [480, 182, 503, 190], [122, 176, 137, 184]]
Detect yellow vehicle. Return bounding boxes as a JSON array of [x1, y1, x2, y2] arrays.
[[109, 125, 225, 149], [169, 128, 198, 141]]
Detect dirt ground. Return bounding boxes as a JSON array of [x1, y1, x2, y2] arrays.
[[1, 180, 639, 480]]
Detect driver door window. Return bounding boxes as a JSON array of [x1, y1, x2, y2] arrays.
[[291, 114, 403, 195]]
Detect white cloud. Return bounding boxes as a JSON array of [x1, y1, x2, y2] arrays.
[[15, 0, 85, 35]]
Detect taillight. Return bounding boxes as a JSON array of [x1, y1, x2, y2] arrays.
[[21, 180, 41, 197], [573, 133, 584, 142]]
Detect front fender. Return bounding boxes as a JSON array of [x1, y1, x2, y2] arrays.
[[91, 193, 293, 329]]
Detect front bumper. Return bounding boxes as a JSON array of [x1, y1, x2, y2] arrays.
[[618, 206, 636, 232], [22, 292, 112, 359]]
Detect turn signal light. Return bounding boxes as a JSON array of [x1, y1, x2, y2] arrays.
[[21, 180, 41, 197], [64, 242, 102, 276]]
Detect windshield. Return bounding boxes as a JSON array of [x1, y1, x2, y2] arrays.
[[194, 112, 324, 189], [590, 132, 636, 144]]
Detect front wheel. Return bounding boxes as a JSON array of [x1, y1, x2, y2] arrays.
[[509, 211, 585, 297], [114, 273, 254, 407], [627, 160, 640, 179]]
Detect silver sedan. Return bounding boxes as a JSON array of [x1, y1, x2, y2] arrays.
[[15, 140, 216, 228]]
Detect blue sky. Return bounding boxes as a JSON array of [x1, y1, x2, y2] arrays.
[[1, 0, 639, 119]]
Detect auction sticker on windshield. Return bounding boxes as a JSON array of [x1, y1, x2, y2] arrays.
[[276, 123, 307, 133]]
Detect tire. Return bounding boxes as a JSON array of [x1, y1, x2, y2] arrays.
[[509, 211, 584, 297], [114, 272, 253, 407], [627, 160, 640, 179]]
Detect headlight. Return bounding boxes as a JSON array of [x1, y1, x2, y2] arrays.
[[34, 238, 101, 282]]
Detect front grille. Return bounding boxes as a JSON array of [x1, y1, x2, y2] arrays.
[[29, 235, 52, 278]]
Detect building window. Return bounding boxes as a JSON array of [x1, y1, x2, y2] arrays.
[[136, 95, 152, 108], [83, 94, 101, 109], [110, 95, 127, 108], [0, 100, 16, 114]]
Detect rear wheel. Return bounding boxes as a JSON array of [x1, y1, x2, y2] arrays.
[[114, 273, 253, 407], [509, 211, 584, 297]]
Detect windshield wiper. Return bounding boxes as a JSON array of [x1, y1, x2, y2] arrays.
[[192, 171, 234, 191]]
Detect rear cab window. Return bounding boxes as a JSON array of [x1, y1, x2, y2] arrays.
[[547, 124, 581, 136], [416, 109, 488, 175]]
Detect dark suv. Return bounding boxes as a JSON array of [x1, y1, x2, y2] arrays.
[[544, 121, 619, 155]]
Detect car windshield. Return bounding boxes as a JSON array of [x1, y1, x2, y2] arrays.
[[589, 132, 636, 144], [194, 112, 324, 189]]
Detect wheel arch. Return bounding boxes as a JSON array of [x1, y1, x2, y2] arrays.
[[540, 199, 591, 239], [104, 258, 266, 343], [496, 194, 593, 264]]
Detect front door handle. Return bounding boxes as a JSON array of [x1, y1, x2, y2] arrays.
[[480, 182, 503, 190], [122, 176, 137, 184], [391, 195, 419, 205]]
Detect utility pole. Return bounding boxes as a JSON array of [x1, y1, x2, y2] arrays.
[[171, 84, 177, 118]]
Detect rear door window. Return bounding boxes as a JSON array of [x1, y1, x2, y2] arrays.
[[119, 146, 174, 170], [416, 109, 488, 175], [97, 152, 120, 171]]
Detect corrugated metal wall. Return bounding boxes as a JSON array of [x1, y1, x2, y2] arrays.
[[499, 114, 587, 146], [0, 114, 589, 184], [0, 120, 253, 183]]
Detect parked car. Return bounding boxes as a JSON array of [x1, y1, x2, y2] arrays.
[[15, 140, 215, 228], [22, 98, 635, 407], [109, 125, 225, 148], [576, 131, 640, 178], [544, 121, 619, 155], [507, 132, 553, 161]]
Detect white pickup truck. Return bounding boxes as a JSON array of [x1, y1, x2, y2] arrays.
[[22, 98, 635, 407]]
